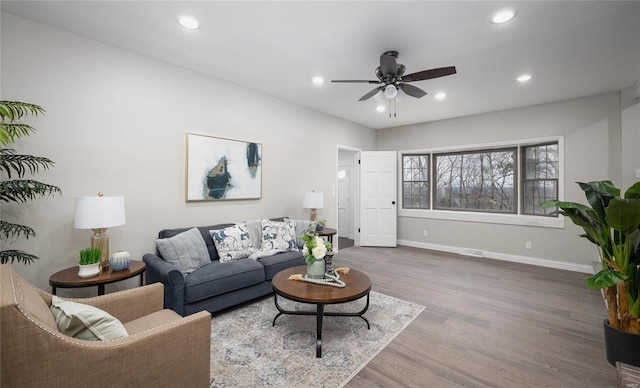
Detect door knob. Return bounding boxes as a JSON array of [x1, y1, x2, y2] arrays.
[[392, 201, 396, 205]]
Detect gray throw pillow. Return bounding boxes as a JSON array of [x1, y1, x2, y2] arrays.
[[157, 227, 211, 275]]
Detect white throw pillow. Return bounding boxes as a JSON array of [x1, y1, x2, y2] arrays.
[[210, 223, 255, 262], [157, 227, 211, 275], [50, 296, 128, 341], [260, 218, 297, 252]]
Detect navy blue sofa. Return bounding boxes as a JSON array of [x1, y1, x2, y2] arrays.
[[143, 220, 305, 316]]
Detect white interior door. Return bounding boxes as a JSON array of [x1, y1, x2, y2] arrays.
[[337, 164, 350, 238], [359, 151, 397, 247]]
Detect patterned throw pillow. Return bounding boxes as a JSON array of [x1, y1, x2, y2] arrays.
[[156, 227, 211, 276], [260, 218, 297, 252], [210, 223, 254, 262]]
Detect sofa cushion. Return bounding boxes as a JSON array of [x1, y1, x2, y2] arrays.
[[259, 251, 305, 280], [245, 219, 262, 250], [157, 227, 211, 275], [124, 309, 182, 335], [183, 258, 265, 303], [159, 224, 235, 262], [210, 223, 254, 262], [50, 296, 128, 341], [260, 218, 297, 252]]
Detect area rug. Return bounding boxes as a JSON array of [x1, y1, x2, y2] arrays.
[[209, 291, 424, 387]]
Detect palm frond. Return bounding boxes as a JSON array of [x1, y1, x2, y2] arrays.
[[0, 101, 45, 121], [0, 249, 39, 265], [0, 220, 36, 242], [0, 123, 37, 147], [0, 180, 62, 203], [0, 149, 56, 178]]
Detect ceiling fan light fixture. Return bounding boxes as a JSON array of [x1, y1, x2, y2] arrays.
[[177, 15, 200, 30], [384, 85, 398, 99], [491, 8, 516, 24]]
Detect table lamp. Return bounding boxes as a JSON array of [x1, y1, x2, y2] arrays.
[[74, 193, 126, 271], [303, 191, 323, 221]]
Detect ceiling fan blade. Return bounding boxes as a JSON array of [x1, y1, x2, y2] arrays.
[[331, 80, 382, 84], [358, 86, 384, 101], [399, 83, 427, 98], [403, 66, 457, 82], [380, 54, 397, 77]]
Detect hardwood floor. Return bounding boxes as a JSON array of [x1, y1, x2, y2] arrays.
[[335, 245, 617, 387]]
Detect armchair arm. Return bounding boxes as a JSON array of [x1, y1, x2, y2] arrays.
[[143, 253, 186, 315], [2, 303, 212, 387]]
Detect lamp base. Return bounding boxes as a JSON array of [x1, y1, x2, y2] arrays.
[[309, 208, 318, 222], [90, 228, 110, 271]]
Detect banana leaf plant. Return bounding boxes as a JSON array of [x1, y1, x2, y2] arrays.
[[541, 181, 640, 335]]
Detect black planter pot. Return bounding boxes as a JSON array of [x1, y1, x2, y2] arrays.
[[604, 319, 640, 367]]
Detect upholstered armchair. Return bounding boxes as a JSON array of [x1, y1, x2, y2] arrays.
[[0, 264, 211, 387]]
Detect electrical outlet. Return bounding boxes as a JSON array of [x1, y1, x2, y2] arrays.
[[423, 229, 428, 237], [525, 241, 532, 249]]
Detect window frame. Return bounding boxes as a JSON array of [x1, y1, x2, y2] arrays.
[[520, 142, 560, 216], [398, 136, 564, 229], [402, 154, 430, 209], [432, 147, 518, 214]]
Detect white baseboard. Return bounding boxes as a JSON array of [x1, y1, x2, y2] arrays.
[[396, 239, 593, 274]]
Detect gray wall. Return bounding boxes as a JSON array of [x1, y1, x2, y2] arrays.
[[0, 13, 376, 291], [377, 92, 632, 272]]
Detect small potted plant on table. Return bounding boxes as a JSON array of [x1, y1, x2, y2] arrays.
[[78, 247, 102, 278]]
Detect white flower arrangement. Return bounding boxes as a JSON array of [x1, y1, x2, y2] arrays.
[[299, 225, 332, 264]]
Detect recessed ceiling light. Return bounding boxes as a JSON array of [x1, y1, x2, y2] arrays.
[[312, 76, 324, 85], [376, 105, 386, 113], [177, 16, 200, 30], [517, 74, 532, 82], [491, 8, 516, 24], [435, 92, 447, 100]]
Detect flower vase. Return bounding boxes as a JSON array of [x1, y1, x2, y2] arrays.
[[306, 259, 325, 279]]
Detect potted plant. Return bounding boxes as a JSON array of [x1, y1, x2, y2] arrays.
[[316, 219, 327, 232], [0, 101, 61, 265], [78, 247, 102, 278], [541, 181, 640, 366], [299, 225, 332, 279]]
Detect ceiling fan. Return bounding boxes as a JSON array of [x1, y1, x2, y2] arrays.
[[331, 50, 457, 104]]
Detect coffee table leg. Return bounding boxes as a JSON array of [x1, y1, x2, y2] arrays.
[[316, 303, 324, 358], [98, 284, 105, 296], [272, 294, 285, 326]]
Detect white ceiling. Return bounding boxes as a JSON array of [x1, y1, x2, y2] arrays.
[[2, 1, 639, 130]]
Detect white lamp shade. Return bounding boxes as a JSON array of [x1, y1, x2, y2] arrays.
[[74, 196, 126, 229], [384, 84, 398, 99], [303, 192, 324, 209]]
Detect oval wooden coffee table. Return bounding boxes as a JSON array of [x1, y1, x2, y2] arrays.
[[271, 265, 371, 358]]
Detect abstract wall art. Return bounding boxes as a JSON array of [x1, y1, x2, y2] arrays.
[[186, 133, 262, 201]]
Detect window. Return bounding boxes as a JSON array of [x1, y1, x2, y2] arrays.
[[400, 139, 560, 218], [434, 148, 516, 213], [402, 154, 429, 208], [521, 143, 559, 215]]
